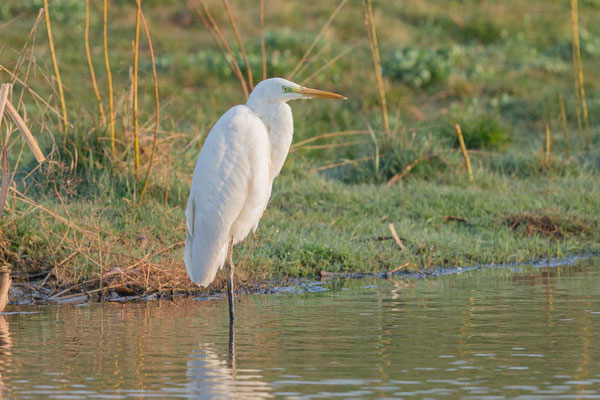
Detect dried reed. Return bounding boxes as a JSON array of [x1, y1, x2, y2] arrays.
[[0, 266, 10, 313], [288, 0, 348, 81], [5, 100, 45, 163], [301, 45, 355, 85], [103, 0, 116, 156], [164, 143, 172, 207], [85, 0, 106, 126], [362, 0, 389, 135], [455, 124, 474, 183], [133, 3, 141, 180], [137, 0, 160, 201], [0, 147, 8, 218], [388, 223, 405, 250], [191, 0, 249, 98], [43, 0, 68, 136], [545, 124, 551, 164], [260, 0, 266, 81], [570, 0, 590, 148], [222, 0, 253, 89], [557, 93, 569, 154], [291, 129, 370, 150]]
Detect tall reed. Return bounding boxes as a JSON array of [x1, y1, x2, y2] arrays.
[[103, 0, 116, 156], [222, 0, 253, 89], [455, 124, 474, 183], [557, 93, 569, 155], [43, 0, 68, 136], [288, 0, 348, 81], [260, 0, 266, 81], [362, 0, 389, 135], [191, 0, 249, 98], [545, 124, 551, 163], [133, 3, 141, 180], [85, 0, 106, 126], [570, 0, 591, 148], [137, 0, 160, 201]]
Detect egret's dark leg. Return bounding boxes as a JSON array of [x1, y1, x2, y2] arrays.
[[228, 316, 236, 370], [226, 237, 235, 321]]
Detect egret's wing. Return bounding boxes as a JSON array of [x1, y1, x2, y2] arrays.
[[184, 106, 268, 287]]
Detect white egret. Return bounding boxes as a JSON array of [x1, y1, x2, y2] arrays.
[[185, 77, 346, 320]]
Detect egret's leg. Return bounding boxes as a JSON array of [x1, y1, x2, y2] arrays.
[[226, 237, 235, 321]]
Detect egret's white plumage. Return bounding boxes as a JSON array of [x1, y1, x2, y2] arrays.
[[184, 78, 345, 304]]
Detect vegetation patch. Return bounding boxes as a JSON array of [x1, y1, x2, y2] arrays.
[[504, 212, 596, 240]]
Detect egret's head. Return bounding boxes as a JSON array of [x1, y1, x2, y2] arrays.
[[248, 78, 346, 107]]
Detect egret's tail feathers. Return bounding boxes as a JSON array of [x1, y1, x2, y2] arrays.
[[184, 234, 228, 287]]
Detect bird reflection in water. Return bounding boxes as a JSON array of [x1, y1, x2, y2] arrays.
[[186, 319, 273, 398], [0, 316, 13, 396]]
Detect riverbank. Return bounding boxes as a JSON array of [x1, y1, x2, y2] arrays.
[[2, 160, 599, 305]]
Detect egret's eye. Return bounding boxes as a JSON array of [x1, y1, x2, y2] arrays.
[[282, 86, 288, 93]]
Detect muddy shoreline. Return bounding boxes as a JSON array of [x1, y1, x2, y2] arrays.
[[2, 253, 596, 308]]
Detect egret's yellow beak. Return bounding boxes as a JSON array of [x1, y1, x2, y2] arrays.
[[299, 86, 347, 100]]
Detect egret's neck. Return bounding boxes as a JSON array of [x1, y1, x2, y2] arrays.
[[247, 100, 294, 180]]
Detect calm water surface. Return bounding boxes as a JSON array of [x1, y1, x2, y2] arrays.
[[1, 260, 600, 399]]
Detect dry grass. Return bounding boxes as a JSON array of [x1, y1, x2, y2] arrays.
[[222, 0, 253, 90]]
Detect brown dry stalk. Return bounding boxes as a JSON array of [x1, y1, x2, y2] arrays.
[[260, 0, 266, 81], [362, 0, 389, 135], [570, 0, 591, 148], [0, 83, 9, 139], [545, 124, 551, 164], [0, 146, 8, 218], [103, 0, 116, 156], [301, 45, 355, 85], [292, 130, 370, 149], [0, 266, 10, 313], [558, 93, 569, 154], [388, 223, 405, 250], [133, 3, 141, 181], [195, 0, 249, 99], [307, 155, 374, 173], [222, 0, 253, 89], [137, 0, 160, 201], [43, 0, 68, 136], [455, 124, 474, 183], [294, 140, 368, 151], [85, 0, 106, 126], [164, 143, 172, 207], [5, 100, 45, 163], [288, 0, 348, 80], [190, 0, 249, 98], [386, 154, 434, 186]]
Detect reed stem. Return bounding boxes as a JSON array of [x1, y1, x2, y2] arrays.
[[260, 0, 266, 81], [570, 0, 591, 148], [545, 124, 551, 164], [133, 2, 141, 181], [85, 0, 106, 126], [557, 93, 569, 155], [137, 0, 160, 201], [455, 124, 474, 183], [5, 100, 45, 163], [362, 0, 389, 135], [43, 0, 68, 136], [103, 0, 116, 156], [222, 0, 253, 89]]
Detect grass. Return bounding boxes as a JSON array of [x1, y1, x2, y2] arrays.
[[0, 0, 599, 298]]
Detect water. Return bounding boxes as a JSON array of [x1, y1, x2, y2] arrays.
[[1, 260, 600, 399]]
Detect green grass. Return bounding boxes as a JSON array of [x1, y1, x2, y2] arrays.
[[0, 0, 599, 294]]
